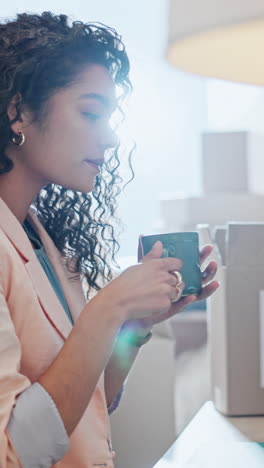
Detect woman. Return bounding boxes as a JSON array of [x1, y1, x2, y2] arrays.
[[0, 11, 218, 468]]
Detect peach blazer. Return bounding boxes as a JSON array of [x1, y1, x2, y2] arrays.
[[0, 197, 114, 468]]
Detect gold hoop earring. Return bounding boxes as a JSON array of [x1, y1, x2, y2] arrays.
[[12, 131, 25, 146]]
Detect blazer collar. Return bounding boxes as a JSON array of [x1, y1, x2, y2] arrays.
[[0, 197, 87, 340], [0, 197, 35, 262]]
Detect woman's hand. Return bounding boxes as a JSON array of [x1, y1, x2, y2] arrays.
[[100, 245, 184, 323], [125, 236, 219, 332]]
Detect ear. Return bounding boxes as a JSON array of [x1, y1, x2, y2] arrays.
[[7, 93, 30, 134]]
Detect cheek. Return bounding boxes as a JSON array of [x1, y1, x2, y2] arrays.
[[22, 128, 59, 174], [28, 111, 99, 169], [55, 114, 99, 151]]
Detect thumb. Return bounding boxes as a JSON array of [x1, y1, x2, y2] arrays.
[[142, 240, 163, 261]]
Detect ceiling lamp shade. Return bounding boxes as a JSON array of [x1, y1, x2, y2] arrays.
[[167, 0, 264, 85]]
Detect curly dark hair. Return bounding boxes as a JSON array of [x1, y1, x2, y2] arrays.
[[0, 11, 134, 296]]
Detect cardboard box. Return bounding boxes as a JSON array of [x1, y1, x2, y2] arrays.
[[159, 193, 264, 232], [199, 223, 264, 416], [202, 132, 264, 194]]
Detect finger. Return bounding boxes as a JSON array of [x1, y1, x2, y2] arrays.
[[199, 244, 214, 264], [201, 261, 218, 285], [170, 270, 183, 286], [170, 282, 185, 303], [167, 272, 184, 287], [167, 273, 178, 286], [159, 295, 197, 320], [171, 294, 197, 311], [149, 293, 197, 325], [159, 257, 183, 272], [141, 241, 163, 262], [194, 281, 220, 301]]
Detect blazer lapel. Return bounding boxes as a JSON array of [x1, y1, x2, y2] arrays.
[[0, 198, 33, 263], [0, 197, 78, 340], [25, 255, 73, 339], [26, 210, 87, 325]]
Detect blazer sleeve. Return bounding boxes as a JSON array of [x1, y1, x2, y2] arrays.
[[0, 263, 31, 467], [0, 251, 70, 468]]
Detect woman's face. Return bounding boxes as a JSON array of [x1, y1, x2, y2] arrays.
[[10, 64, 118, 194]]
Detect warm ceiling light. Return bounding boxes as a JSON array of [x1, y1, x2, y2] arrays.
[[167, 1, 264, 85]]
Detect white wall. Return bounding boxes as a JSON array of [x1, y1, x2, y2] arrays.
[[207, 79, 264, 134]]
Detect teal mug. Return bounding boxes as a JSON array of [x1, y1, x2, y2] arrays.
[[140, 232, 202, 296]]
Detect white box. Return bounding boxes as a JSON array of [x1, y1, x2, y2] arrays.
[[159, 193, 264, 232], [202, 131, 264, 194], [201, 223, 264, 415]]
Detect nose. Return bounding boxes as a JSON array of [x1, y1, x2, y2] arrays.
[[100, 127, 119, 152]]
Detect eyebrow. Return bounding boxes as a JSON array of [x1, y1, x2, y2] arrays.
[[78, 92, 117, 112]]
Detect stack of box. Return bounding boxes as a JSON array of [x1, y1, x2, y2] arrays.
[[159, 131, 264, 234], [198, 222, 264, 416], [159, 131, 264, 416]]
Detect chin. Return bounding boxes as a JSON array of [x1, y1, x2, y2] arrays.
[[63, 179, 95, 194]]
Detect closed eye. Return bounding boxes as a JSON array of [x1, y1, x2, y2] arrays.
[[82, 112, 101, 121]]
